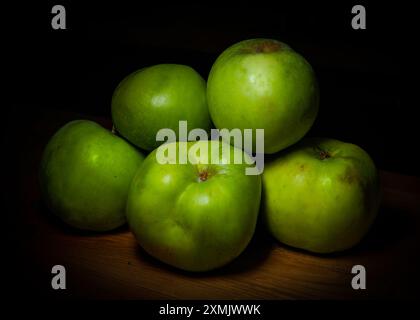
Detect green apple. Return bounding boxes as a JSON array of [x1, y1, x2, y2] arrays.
[[112, 64, 212, 151], [207, 38, 319, 154], [39, 120, 145, 231], [126, 140, 261, 271], [262, 138, 380, 253]]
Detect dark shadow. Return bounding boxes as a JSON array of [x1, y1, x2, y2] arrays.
[[344, 204, 417, 256], [134, 220, 274, 277], [34, 199, 129, 236]]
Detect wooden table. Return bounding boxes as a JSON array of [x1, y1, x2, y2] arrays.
[[12, 108, 420, 299]]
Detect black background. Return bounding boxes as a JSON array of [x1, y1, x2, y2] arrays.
[[3, 1, 419, 307], [6, 1, 417, 175]]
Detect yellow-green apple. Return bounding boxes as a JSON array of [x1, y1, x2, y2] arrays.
[[207, 38, 319, 154], [262, 138, 380, 253], [126, 140, 261, 271], [39, 120, 145, 231], [112, 64, 212, 151]]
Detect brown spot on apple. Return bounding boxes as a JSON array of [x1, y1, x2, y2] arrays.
[[340, 167, 360, 185], [242, 40, 282, 54]]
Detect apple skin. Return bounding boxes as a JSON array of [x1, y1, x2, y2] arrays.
[[207, 38, 319, 154], [262, 138, 380, 253], [39, 120, 145, 231], [126, 140, 261, 272], [112, 64, 212, 151]]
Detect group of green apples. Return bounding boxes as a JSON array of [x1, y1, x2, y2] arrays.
[[40, 39, 380, 272]]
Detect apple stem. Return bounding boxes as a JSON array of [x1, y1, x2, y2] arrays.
[[199, 171, 209, 182]]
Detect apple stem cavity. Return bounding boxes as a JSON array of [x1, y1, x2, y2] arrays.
[[313, 145, 331, 160], [198, 170, 209, 182], [319, 150, 331, 160]]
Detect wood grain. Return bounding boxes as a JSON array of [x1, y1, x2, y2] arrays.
[[12, 109, 420, 299]]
